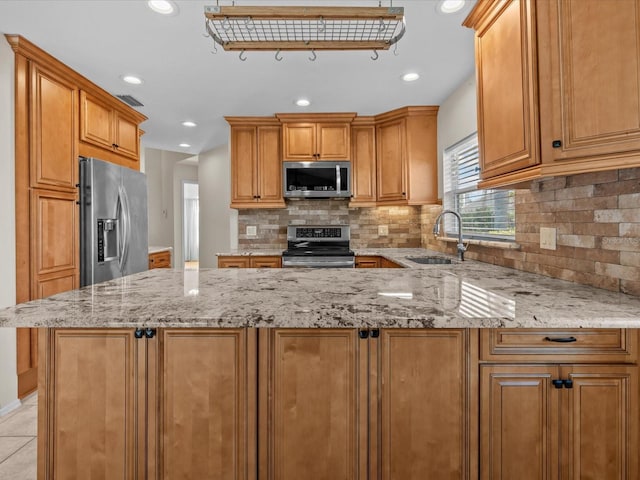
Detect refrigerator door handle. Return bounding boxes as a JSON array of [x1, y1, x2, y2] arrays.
[[117, 186, 131, 273]]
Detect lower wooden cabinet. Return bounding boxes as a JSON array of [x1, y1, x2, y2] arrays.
[[148, 250, 171, 269], [355, 256, 404, 268], [218, 255, 282, 268], [258, 328, 472, 480], [480, 364, 638, 480]]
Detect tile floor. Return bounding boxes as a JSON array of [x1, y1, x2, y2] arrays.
[[0, 394, 37, 479]]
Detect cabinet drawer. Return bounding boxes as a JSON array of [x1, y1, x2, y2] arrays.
[[480, 329, 637, 363], [249, 256, 281, 268], [218, 256, 250, 268], [149, 251, 171, 269]]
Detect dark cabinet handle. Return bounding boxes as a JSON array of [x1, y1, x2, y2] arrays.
[[552, 140, 562, 148], [552, 379, 564, 389], [544, 336, 577, 343], [358, 330, 369, 339], [145, 328, 156, 339], [134, 328, 144, 339], [370, 329, 380, 338], [563, 379, 573, 389]]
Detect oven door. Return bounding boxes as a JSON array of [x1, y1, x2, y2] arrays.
[[282, 256, 355, 268]]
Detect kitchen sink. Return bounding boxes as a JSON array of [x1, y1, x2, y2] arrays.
[[406, 256, 453, 265]]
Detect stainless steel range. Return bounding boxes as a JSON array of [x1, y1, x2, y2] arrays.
[[282, 225, 355, 268]]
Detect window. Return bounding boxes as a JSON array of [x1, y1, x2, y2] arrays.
[[443, 133, 515, 241]]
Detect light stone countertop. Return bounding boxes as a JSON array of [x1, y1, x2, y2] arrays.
[[148, 246, 173, 254], [216, 249, 284, 256], [1, 248, 640, 328]]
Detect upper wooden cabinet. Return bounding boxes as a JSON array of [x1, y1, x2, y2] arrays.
[[375, 107, 439, 205], [80, 90, 142, 166], [465, 0, 640, 188], [30, 63, 78, 192], [226, 117, 285, 209], [350, 117, 377, 207], [277, 113, 356, 161]]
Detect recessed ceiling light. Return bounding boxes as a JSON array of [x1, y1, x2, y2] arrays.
[[402, 72, 420, 82], [179, 143, 191, 148], [121, 75, 143, 85], [147, 0, 178, 15], [182, 121, 197, 127], [296, 98, 311, 107], [438, 0, 466, 14]]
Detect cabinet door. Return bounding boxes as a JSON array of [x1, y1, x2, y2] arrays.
[[114, 112, 140, 161], [249, 256, 282, 268], [218, 256, 251, 268], [480, 365, 560, 480], [376, 120, 406, 203], [561, 366, 638, 480], [31, 63, 77, 190], [80, 90, 114, 151], [350, 125, 377, 205], [30, 188, 78, 298], [38, 329, 142, 480], [257, 126, 284, 205], [154, 329, 256, 480], [282, 123, 316, 160], [473, 0, 540, 179], [538, 0, 640, 170], [230, 126, 258, 206], [259, 329, 366, 480], [354, 256, 380, 268], [149, 250, 171, 269], [377, 329, 469, 480], [317, 123, 350, 160]]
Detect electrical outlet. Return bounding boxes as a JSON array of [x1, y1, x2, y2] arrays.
[[378, 225, 389, 236], [246, 225, 257, 236], [540, 227, 556, 250]]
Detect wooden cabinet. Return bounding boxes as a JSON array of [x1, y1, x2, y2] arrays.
[[226, 118, 285, 209], [375, 107, 439, 205], [8, 35, 146, 398], [39, 328, 256, 480], [350, 118, 377, 207], [218, 255, 282, 268], [80, 90, 141, 166], [277, 113, 356, 161], [148, 250, 171, 269], [481, 364, 638, 480], [480, 328, 639, 479], [259, 328, 472, 480], [30, 62, 78, 191], [355, 256, 380, 268], [464, 0, 640, 188]]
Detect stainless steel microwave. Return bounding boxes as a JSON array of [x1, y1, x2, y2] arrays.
[[283, 161, 351, 198]]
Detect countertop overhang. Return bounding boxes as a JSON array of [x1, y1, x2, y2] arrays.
[[1, 249, 639, 328]]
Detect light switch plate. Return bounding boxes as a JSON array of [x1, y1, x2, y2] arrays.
[[540, 227, 556, 250], [378, 225, 389, 236], [246, 225, 257, 236]]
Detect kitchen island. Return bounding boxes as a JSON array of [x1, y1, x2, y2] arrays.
[[1, 249, 639, 479]]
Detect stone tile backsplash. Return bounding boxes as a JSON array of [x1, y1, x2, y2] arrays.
[[238, 199, 422, 249], [422, 167, 640, 296]]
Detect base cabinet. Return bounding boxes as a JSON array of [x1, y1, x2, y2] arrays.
[[481, 365, 638, 480]]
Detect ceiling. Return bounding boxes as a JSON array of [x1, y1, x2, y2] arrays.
[[0, 0, 477, 156]]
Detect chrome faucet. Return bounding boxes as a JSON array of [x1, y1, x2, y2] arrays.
[[432, 210, 466, 261]]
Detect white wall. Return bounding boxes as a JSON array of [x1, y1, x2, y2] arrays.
[[436, 74, 477, 197], [199, 144, 236, 268], [0, 36, 19, 413]]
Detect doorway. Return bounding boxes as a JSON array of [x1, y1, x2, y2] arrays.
[[183, 181, 199, 269]]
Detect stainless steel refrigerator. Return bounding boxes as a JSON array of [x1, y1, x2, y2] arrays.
[[79, 157, 148, 287]]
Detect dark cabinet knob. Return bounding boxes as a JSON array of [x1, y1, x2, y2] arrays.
[[370, 329, 380, 338], [552, 140, 562, 148], [563, 379, 573, 389], [145, 328, 156, 339], [134, 328, 144, 339], [358, 330, 369, 339], [552, 379, 564, 389]]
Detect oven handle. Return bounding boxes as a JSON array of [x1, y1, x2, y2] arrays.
[[282, 259, 355, 268]]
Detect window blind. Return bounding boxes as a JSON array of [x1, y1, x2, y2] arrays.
[[443, 133, 515, 241]]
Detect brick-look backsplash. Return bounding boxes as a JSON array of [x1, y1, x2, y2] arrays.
[[238, 199, 422, 249], [422, 168, 640, 296]]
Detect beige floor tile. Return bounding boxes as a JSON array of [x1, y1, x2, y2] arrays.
[[0, 407, 37, 437], [0, 437, 33, 464], [0, 438, 36, 480], [21, 394, 37, 407]]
